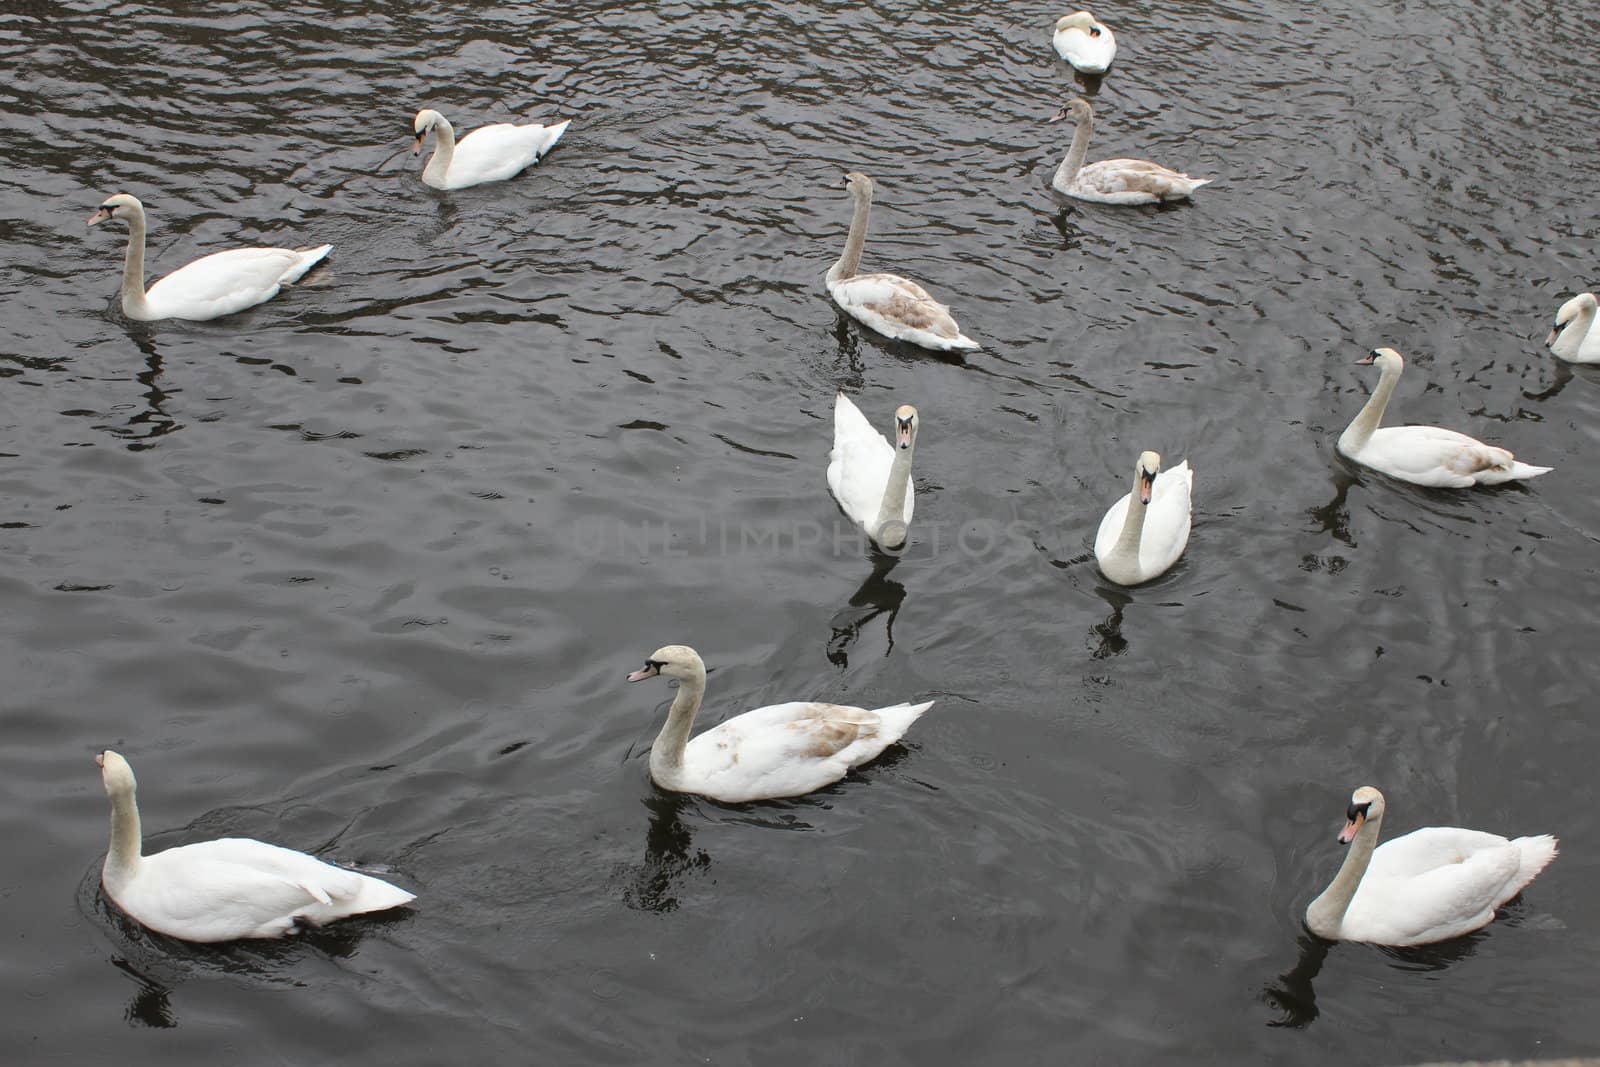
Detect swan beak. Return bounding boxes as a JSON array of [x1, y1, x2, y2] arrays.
[[1337, 811, 1365, 844], [1138, 469, 1155, 505], [1353, 352, 1377, 366], [1545, 327, 1559, 347], [896, 419, 914, 450], [1047, 107, 1068, 123], [87, 207, 112, 226], [412, 136, 425, 156], [627, 663, 659, 683], [94, 752, 106, 768]]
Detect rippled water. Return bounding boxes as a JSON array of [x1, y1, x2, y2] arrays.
[[2, 0, 1598, 1061]]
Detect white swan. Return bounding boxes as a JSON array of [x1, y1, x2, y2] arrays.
[[1048, 98, 1212, 205], [87, 194, 331, 321], [826, 172, 980, 352], [1337, 347, 1552, 487], [1052, 11, 1117, 73], [626, 645, 933, 803], [412, 108, 571, 190], [1305, 786, 1558, 946], [1094, 450, 1192, 585], [1546, 292, 1600, 364], [96, 750, 414, 942], [827, 394, 917, 550]]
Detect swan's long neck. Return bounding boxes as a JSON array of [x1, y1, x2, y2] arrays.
[[873, 437, 915, 548], [104, 787, 144, 887], [827, 189, 871, 287], [423, 119, 457, 183], [118, 207, 151, 317], [1305, 811, 1382, 938], [1339, 361, 1399, 454], [1553, 303, 1597, 360], [649, 669, 706, 782], [1111, 489, 1148, 562], [1055, 112, 1093, 188]]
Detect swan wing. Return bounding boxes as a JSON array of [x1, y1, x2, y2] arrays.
[[144, 246, 328, 320], [1052, 25, 1116, 71], [1094, 491, 1130, 560], [1138, 461, 1193, 574], [830, 272, 979, 351], [447, 120, 570, 187], [827, 393, 903, 531], [1357, 427, 1548, 487], [1342, 834, 1525, 945], [1074, 160, 1210, 203]]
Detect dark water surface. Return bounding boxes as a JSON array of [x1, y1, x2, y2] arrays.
[[2, 0, 1598, 1062]]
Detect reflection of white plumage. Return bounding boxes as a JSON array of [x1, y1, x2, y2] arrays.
[[1094, 451, 1192, 585], [412, 108, 571, 190], [1337, 347, 1551, 487], [827, 393, 917, 550], [826, 171, 979, 352], [1049, 99, 1211, 205], [95, 750, 415, 942], [1052, 11, 1117, 74], [627, 645, 933, 803], [87, 194, 331, 321], [1546, 292, 1600, 364], [1306, 786, 1558, 946]]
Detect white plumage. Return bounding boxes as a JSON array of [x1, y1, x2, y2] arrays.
[[1052, 11, 1117, 74], [1049, 98, 1211, 205], [413, 108, 570, 190], [827, 393, 917, 550], [1546, 292, 1600, 364], [96, 750, 414, 942], [87, 194, 330, 321], [1094, 452, 1192, 585]]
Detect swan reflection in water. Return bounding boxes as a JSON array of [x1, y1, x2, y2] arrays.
[[827, 551, 906, 669], [624, 791, 711, 914]]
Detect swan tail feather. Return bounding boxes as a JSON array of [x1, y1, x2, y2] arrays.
[[1507, 834, 1558, 899], [283, 244, 333, 285], [871, 700, 934, 742]]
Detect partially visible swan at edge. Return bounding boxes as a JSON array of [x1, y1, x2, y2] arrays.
[[826, 171, 980, 352], [95, 750, 414, 942], [1305, 786, 1558, 946], [412, 108, 571, 190], [87, 194, 331, 321], [1048, 98, 1211, 204], [1546, 292, 1600, 364], [1052, 11, 1117, 74], [828, 393, 917, 550], [1094, 450, 1192, 585], [1337, 347, 1552, 487], [626, 645, 933, 803]]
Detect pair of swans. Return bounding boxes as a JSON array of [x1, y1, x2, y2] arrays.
[[1306, 787, 1557, 946], [1338, 348, 1551, 487], [628, 645, 933, 803], [1547, 292, 1599, 363], [96, 750, 413, 942], [1052, 11, 1117, 74], [1094, 451, 1193, 585]]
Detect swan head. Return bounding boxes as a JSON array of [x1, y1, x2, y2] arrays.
[[1054, 11, 1103, 35], [97, 749, 137, 798], [1354, 347, 1404, 374], [1337, 786, 1385, 844], [1132, 450, 1161, 505], [894, 405, 919, 451], [1548, 292, 1598, 347], [627, 644, 706, 684], [842, 171, 873, 199], [1048, 98, 1093, 124], [87, 193, 143, 228], [412, 109, 447, 154]]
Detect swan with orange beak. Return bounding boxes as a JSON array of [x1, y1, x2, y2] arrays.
[[1093, 449, 1192, 585]]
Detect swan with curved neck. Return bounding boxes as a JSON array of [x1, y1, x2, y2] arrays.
[[828, 394, 918, 549], [412, 108, 571, 190], [1337, 347, 1552, 486], [1546, 292, 1600, 363], [1052, 11, 1117, 74], [1306, 786, 1557, 946], [96, 750, 414, 941], [825, 171, 980, 352], [1094, 450, 1193, 585], [1048, 98, 1211, 205], [86, 194, 331, 321], [627, 645, 933, 803]]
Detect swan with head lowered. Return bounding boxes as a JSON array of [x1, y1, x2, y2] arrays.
[[1052, 11, 1117, 74], [828, 394, 917, 550], [1305, 786, 1558, 946], [1094, 450, 1192, 585], [1546, 292, 1600, 364], [826, 172, 980, 352], [626, 645, 933, 803], [412, 108, 571, 190], [95, 750, 414, 942], [87, 194, 331, 321], [1048, 98, 1211, 205], [1337, 347, 1552, 487]]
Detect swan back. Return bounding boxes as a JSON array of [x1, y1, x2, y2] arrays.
[[1052, 11, 1117, 73]]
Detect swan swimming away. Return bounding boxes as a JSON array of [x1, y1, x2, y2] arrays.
[[626, 645, 933, 803], [828, 393, 917, 550], [1546, 292, 1600, 364], [95, 750, 414, 942], [1305, 786, 1558, 946], [1052, 11, 1117, 74], [826, 171, 980, 352], [1094, 450, 1192, 585], [1337, 347, 1552, 487], [87, 194, 331, 321], [1048, 98, 1211, 205], [412, 108, 571, 190]]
